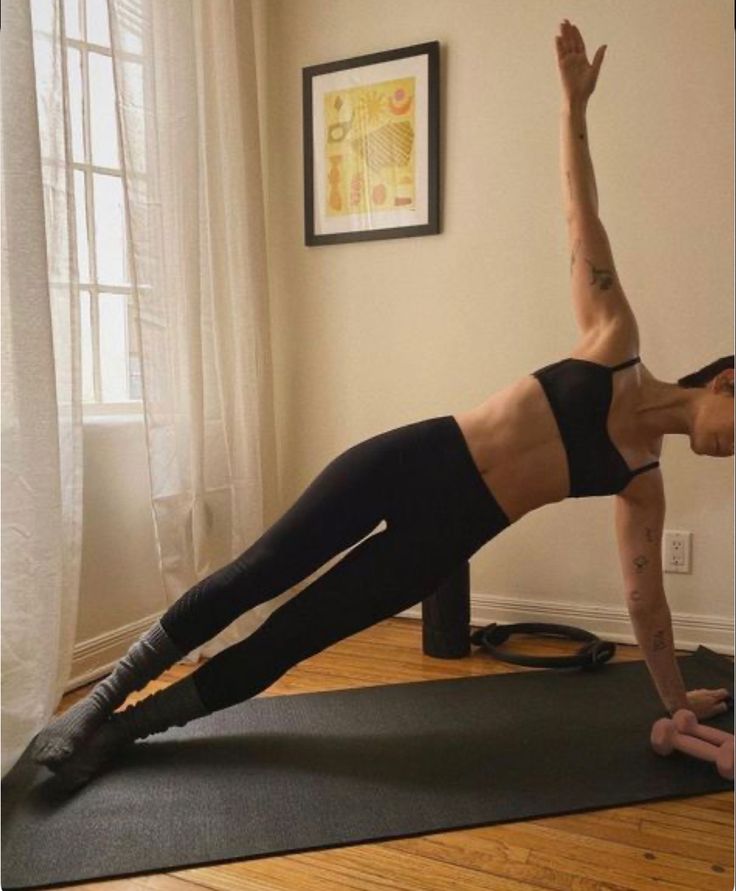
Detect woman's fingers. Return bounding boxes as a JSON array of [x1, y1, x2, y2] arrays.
[[562, 20, 574, 49], [570, 23, 586, 54], [559, 20, 585, 56]]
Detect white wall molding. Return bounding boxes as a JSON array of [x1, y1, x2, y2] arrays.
[[400, 590, 735, 656]]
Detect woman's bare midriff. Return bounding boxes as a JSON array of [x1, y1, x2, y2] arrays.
[[452, 337, 662, 525], [453, 376, 570, 524]]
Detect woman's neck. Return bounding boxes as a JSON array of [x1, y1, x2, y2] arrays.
[[634, 375, 697, 439]]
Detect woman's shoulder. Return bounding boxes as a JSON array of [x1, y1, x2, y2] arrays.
[[569, 319, 664, 472]]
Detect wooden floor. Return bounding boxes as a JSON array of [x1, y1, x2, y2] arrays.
[[51, 618, 733, 891]]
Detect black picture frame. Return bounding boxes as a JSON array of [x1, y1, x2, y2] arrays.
[[303, 41, 440, 247]]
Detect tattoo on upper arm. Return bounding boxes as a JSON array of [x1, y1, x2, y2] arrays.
[[587, 259, 615, 291], [633, 555, 649, 574]]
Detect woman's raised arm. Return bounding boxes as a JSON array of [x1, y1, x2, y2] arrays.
[[555, 22, 639, 337], [556, 19, 607, 220]]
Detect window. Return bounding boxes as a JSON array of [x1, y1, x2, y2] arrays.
[[31, 0, 144, 413]]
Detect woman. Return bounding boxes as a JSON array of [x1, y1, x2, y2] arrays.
[[33, 21, 734, 790]]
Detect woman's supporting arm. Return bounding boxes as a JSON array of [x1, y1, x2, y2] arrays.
[[627, 601, 689, 715], [614, 473, 688, 716]]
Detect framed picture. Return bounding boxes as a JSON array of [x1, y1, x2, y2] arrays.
[[303, 41, 440, 246]]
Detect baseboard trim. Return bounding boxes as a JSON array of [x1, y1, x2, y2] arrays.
[[399, 591, 735, 656], [68, 592, 734, 693]]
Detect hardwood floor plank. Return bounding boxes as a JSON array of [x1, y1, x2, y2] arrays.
[[530, 847, 731, 891], [529, 812, 733, 860], [507, 820, 731, 889], [638, 797, 734, 826]]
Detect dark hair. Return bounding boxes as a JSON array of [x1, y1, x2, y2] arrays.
[[677, 355, 734, 390]]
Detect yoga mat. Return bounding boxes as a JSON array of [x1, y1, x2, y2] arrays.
[[2, 645, 733, 889]]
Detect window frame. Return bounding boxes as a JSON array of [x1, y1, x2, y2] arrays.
[[41, 1, 146, 417]]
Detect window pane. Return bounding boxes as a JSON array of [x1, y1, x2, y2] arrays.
[[74, 170, 90, 283], [30, 0, 54, 38], [120, 58, 147, 183], [89, 52, 119, 168], [99, 293, 129, 402], [93, 173, 128, 285], [86, 0, 110, 46], [66, 46, 85, 163], [80, 289, 95, 402], [63, 0, 82, 40], [114, 0, 144, 55]]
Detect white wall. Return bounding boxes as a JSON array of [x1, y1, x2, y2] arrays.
[[73, 0, 733, 686], [259, 0, 734, 644]]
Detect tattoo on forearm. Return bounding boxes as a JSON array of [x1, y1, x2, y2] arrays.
[[587, 259, 615, 291], [633, 555, 649, 574], [652, 629, 668, 652], [645, 527, 655, 543]]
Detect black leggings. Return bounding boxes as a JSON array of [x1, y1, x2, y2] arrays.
[[159, 415, 511, 713]]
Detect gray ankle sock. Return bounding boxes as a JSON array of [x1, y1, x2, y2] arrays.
[[112, 672, 211, 743], [32, 621, 185, 767], [50, 674, 210, 793]]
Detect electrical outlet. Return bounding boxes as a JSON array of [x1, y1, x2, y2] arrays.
[[663, 530, 692, 574]]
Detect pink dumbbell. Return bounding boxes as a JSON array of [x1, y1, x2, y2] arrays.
[[672, 709, 734, 781], [651, 712, 734, 781]]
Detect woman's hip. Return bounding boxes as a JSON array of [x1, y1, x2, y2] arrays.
[[369, 414, 511, 559]]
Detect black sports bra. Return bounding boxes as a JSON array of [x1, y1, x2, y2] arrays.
[[531, 355, 660, 498]]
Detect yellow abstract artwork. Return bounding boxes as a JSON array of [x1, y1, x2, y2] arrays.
[[323, 77, 416, 218]]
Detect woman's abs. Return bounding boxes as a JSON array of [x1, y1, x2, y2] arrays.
[[453, 376, 571, 524]]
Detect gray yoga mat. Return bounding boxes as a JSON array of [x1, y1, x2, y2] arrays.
[[2, 645, 733, 889]]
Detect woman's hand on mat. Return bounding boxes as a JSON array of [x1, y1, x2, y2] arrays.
[[555, 20, 607, 105], [685, 688, 732, 720]]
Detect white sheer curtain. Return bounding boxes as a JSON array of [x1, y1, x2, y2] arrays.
[[2, 0, 276, 777], [109, 0, 276, 663], [1, 0, 84, 778]]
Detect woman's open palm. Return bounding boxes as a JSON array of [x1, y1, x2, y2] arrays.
[[556, 19, 607, 104]]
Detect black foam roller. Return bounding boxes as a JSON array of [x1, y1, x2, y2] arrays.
[[421, 560, 470, 658]]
